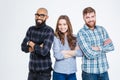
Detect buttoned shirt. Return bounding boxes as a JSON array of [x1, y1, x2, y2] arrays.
[[77, 25, 114, 73]]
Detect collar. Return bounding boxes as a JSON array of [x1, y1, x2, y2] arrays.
[[84, 24, 97, 30]]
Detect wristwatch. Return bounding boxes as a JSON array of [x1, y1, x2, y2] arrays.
[[27, 41, 30, 46]]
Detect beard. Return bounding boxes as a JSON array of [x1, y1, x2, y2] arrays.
[[35, 19, 46, 27], [86, 21, 96, 28]]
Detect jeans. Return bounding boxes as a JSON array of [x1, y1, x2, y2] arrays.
[[82, 71, 109, 80], [53, 71, 77, 80], [28, 71, 51, 80]]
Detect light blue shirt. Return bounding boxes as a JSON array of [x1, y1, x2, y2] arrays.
[[77, 25, 114, 74], [53, 36, 82, 74]]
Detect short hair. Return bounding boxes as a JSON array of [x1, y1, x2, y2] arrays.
[[37, 7, 48, 15], [83, 7, 96, 16]]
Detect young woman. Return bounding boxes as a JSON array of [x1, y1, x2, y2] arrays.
[[52, 15, 82, 80]]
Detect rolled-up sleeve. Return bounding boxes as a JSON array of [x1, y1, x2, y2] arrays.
[[77, 31, 101, 60], [100, 27, 114, 53]]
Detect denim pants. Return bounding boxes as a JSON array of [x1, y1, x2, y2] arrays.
[[28, 71, 51, 80], [53, 71, 77, 80], [82, 71, 109, 80]]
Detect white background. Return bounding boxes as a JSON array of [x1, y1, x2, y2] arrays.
[[0, 0, 120, 80]]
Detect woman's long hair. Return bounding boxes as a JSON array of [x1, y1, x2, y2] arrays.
[[55, 15, 76, 50]]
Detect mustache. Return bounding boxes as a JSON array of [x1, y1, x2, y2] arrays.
[[36, 19, 43, 22], [88, 21, 94, 23]]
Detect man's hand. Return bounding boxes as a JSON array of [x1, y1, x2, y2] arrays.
[[92, 46, 100, 51], [29, 47, 34, 52], [28, 41, 35, 49], [104, 38, 112, 46]]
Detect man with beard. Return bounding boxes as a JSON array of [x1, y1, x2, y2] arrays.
[[77, 7, 114, 80], [21, 8, 54, 80]]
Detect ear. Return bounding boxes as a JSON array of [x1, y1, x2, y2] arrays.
[[46, 15, 49, 19], [83, 16, 85, 21]]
